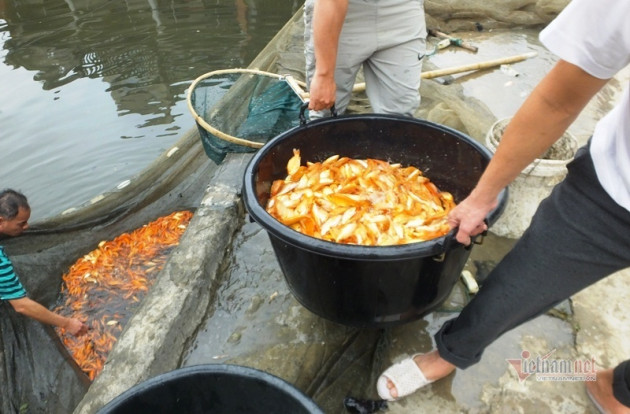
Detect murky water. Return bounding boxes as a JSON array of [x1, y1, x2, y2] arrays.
[[0, 0, 301, 221]]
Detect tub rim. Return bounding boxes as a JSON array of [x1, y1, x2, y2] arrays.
[[243, 113, 507, 261]]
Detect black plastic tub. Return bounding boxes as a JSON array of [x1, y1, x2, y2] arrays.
[[243, 114, 507, 328], [97, 364, 323, 414]]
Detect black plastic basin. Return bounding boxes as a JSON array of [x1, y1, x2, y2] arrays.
[[96, 364, 323, 414], [243, 114, 506, 328]]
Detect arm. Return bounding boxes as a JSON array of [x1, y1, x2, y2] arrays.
[[307, 0, 348, 111], [449, 59, 610, 244], [9, 296, 88, 337]]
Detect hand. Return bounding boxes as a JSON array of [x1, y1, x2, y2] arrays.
[[308, 72, 336, 111], [65, 318, 89, 337], [448, 193, 497, 245]]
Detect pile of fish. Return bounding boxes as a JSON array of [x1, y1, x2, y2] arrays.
[[54, 211, 193, 380], [266, 149, 455, 246]]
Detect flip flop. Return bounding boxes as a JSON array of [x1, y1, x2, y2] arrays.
[[376, 353, 433, 401], [585, 384, 606, 414]]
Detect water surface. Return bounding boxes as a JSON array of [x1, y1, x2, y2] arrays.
[[0, 0, 301, 220]]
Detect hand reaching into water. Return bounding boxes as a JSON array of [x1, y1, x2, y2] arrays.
[[65, 317, 89, 337]]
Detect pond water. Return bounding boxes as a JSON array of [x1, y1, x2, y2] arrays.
[[0, 0, 301, 221]]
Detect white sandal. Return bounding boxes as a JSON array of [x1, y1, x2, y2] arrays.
[[376, 353, 433, 401]]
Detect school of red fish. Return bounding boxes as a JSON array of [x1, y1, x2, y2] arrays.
[[54, 210, 193, 381], [266, 149, 455, 245]]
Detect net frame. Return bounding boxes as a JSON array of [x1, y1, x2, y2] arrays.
[[186, 68, 307, 149]]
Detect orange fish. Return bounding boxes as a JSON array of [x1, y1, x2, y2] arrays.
[[54, 210, 193, 381], [267, 150, 454, 246]]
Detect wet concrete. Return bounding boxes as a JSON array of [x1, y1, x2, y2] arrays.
[[71, 9, 630, 414]]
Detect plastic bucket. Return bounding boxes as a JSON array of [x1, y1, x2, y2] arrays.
[[96, 364, 324, 414], [243, 114, 507, 328], [485, 118, 578, 239]]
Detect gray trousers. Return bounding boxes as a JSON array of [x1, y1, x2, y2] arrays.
[[435, 143, 630, 406], [304, 0, 426, 117]]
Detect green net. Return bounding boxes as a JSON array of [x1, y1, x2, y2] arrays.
[[187, 69, 306, 164]]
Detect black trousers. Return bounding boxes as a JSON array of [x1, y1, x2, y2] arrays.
[[435, 143, 630, 406]]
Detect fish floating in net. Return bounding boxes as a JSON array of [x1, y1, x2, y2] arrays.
[[266, 149, 455, 245], [54, 210, 193, 380]]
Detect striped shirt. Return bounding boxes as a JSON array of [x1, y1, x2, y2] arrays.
[[0, 246, 27, 300]]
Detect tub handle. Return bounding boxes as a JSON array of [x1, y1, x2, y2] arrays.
[[443, 219, 489, 252], [467, 232, 486, 250], [433, 230, 457, 261], [433, 229, 484, 260], [299, 102, 338, 125], [433, 252, 446, 262], [464, 218, 490, 250]]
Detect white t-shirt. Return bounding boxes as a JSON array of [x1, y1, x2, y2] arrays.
[[540, 0, 630, 212]]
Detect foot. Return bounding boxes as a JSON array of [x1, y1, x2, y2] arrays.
[[585, 368, 630, 414], [383, 350, 455, 400]]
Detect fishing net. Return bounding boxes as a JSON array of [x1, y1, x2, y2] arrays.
[[187, 68, 307, 164]]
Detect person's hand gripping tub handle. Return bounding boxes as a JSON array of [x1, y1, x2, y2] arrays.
[[448, 190, 497, 246], [448, 60, 609, 246]]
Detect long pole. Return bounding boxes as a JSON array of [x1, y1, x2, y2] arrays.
[[351, 52, 538, 92]]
